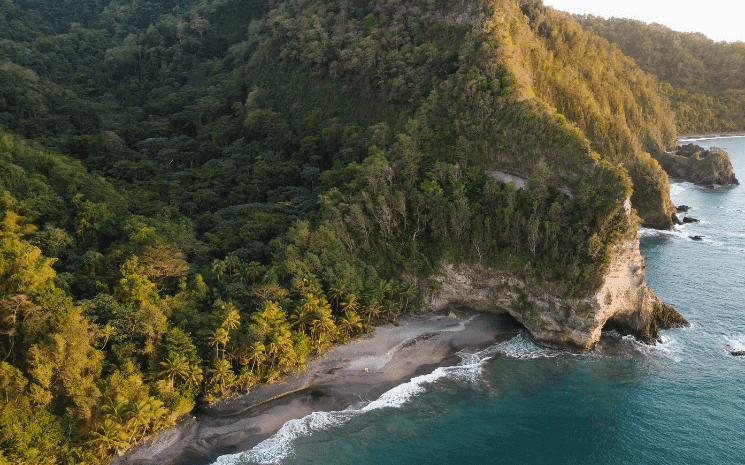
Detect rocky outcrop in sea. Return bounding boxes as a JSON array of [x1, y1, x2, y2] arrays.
[[653, 144, 739, 186]]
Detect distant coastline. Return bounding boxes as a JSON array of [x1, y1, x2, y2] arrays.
[[678, 131, 745, 142]]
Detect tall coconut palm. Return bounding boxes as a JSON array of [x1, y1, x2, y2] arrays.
[[208, 327, 229, 360], [209, 359, 235, 392], [224, 253, 240, 277], [146, 398, 169, 431], [245, 261, 264, 284], [159, 354, 189, 388], [327, 285, 346, 310], [126, 400, 153, 444], [377, 279, 395, 302], [87, 419, 127, 457], [363, 301, 383, 326], [336, 310, 362, 342], [289, 306, 313, 334], [99, 324, 116, 350], [310, 315, 336, 349], [340, 293, 360, 313], [243, 340, 266, 372], [399, 283, 418, 313], [101, 396, 128, 423], [184, 365, 203, 389], [221, 306, 241, 334], [212, 259, 226, 283], [385, 300, 402, 322]]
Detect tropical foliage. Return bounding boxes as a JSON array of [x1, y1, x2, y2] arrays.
[[0, 0, 735, 462]]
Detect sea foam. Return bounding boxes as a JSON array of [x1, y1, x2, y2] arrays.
[[492, 330, 564, 359], [212, 346, 493, 464]]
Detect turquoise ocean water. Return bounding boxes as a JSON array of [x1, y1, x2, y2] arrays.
[[214, 137, 745, 465]]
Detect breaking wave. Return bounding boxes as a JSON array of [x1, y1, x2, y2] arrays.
[[491, 330, 565, 359], [212, 345, 494, 464]]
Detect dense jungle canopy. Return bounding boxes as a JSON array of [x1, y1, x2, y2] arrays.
[[0, 0, 739, 462]]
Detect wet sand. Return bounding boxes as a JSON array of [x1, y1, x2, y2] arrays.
[[111, 311, 522, 465]]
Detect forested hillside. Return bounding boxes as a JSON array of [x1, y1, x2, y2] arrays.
[[574, 15, 745, 133], [0, 0, 691, 462]]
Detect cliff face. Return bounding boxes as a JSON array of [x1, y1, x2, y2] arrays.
[[421, 201, 689, 351]]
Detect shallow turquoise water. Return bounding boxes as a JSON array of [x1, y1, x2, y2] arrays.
[[216, 137, 745, 465]]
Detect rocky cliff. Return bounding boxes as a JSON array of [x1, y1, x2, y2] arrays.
[[420, 200, 689, 351], [653, 144, 739, 186]]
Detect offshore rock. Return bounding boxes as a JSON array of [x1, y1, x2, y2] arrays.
[[419, 204, 689, 351], [653, 144, 739, 186]]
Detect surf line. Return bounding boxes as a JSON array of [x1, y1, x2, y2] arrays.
[[212, 344, 495, 465]]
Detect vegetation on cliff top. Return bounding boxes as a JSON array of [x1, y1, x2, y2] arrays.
[[574, 14, 745, 134], [0, 0, 732, 462]]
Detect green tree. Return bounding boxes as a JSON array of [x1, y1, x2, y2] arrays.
[[159, 354, 189, 388]]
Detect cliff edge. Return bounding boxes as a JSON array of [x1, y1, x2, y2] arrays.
[[420, 200, 689, 351]]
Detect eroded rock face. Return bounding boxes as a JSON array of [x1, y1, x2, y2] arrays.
[[419, 202, 689, 351], [653, 144, 739, 186]]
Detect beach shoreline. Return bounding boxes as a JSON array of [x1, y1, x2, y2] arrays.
[[677, 131, 745, 141], [111, 310, 521, 465]]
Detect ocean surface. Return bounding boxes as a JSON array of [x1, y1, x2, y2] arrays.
[[214, 136, 745, 465]]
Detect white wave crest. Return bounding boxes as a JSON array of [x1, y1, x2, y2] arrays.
[[724, 335, 745, 352], [639, 227, 689, 239], [213, 349, 491, 464], [669, 184, 686, 197], [492, 330, 564, 359]]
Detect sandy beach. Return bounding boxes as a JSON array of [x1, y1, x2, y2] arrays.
[[111, 310, 521, 465]]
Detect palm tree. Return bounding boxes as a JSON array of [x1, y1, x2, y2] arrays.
[[336, 310, 362, 342], [327, 285, 346, 310], [126, 400, 153, 444], [209, 359, 235, 392], [399, 283, 418, 313], [259, 300, 282, 324], [340, 293, 360, 313], [289, 305, 313, 334], [145, 398, 169, 432], [310, 315, 336, 349], [221, 306, 241, 334], [99, 324, 116, 350], [87, 419, 127, 457], [246, 261, 264, 283], [101, 396, 128, 423], [184, 365, 203, 389], [385, 300, 402, 322], [212, 259, 226, 283], [242, 341, 266, 372], [363, 301, 383, 326], [224, 253, 240, 277], [209, 327, 229, 360], [159, 354, 189, 388], [377, 279, 394, 302]]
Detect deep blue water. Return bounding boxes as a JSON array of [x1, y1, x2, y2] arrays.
[[215, 137, 745, 465]]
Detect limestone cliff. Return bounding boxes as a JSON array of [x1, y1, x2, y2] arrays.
[[420, 201, 689, 352]]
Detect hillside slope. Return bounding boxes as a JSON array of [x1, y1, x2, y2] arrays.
[[0, 0, 689, 462], [574, 14, 745, 134]]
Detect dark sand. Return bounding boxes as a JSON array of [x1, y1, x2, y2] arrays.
[[111, 311, 521, 465]]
